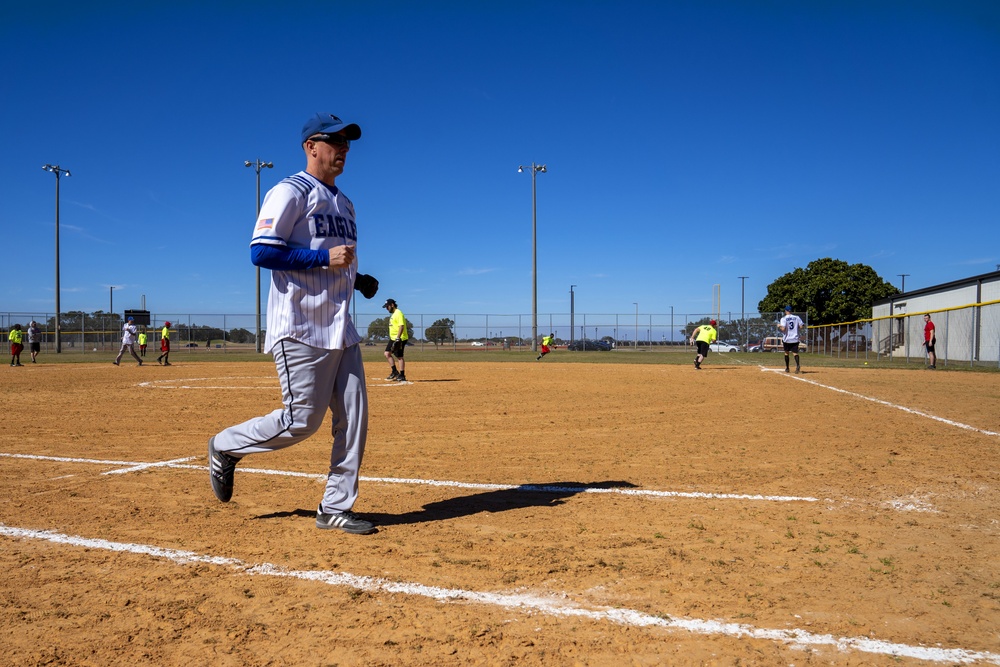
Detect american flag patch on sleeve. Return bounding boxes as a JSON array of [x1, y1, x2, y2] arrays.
[[256, 218, 274, 230]]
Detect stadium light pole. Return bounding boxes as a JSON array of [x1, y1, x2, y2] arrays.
[[633, 302, 638, 350], [738, 276, 748, 350], [42, 164, 70, 353], [246, 159, 273, 353], [518, 163, 546, 352], [569, 285, 576, 345], [897, 273, 909, 294]]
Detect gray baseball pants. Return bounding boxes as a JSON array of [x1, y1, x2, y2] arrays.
[[213, 339, 368, 513], [115, 343, 142, 364]]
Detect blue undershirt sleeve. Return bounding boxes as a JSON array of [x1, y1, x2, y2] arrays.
[[251, 244, 330, 271]]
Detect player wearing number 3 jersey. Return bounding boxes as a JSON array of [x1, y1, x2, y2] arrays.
[[778, 305, 806, 374], [208, 112, 379, 535]]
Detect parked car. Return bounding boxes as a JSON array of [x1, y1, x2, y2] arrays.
[[567, 339, 611, 351], [839, 334, 868, 352], [759, 337, 807, 352], [183, 342, 198, 348], [709, 341, 739, 352], [469, 341, 485, 347]]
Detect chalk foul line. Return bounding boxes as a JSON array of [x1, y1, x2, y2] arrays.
[[762, 367, 1000, 437], [0, 452, 816, 503], [0, 524, 996, 665]]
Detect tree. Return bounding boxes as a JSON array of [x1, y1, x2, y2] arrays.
[[367, 316, 414, 341], [228, 328, 255, 344], [758, 258, 899, 325], [367, 317, 389, 341], [425, 318, 455, 348]]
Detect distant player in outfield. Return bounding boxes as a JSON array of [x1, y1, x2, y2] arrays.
[[690, 319, 717, 370], [778, 305, 805, 373], [8, 324, 24, 367], [923, 314, 937, 369], [27, 321, 41, 363], [209, 112, 379, 536], [138, 328, 148, 357], [383, 298, 408, 382], [536, 332, 554, 360], [157, 321, 171, 366], [114, 317, 143, 366]]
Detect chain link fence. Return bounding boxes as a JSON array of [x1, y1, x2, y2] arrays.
[[2, 310, 790, 353], [806, 301, 1000, 368]]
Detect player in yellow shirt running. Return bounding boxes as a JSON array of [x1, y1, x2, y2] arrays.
[[536, 333, 554, 360], [690, 319, 718, 370]]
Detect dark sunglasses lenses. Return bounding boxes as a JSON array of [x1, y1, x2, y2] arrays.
[[311, 134, 350, 147]]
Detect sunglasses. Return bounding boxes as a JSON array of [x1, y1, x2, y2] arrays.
[[308, 133, 351, 148]]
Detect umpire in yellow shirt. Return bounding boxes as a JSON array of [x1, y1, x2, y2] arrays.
[[383, 299, 408, 382], [690, 319, 718, 370]]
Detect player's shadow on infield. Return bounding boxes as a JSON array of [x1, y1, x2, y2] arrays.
[[254, 480, 636, 526]]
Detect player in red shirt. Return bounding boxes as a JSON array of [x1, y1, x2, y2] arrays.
[[923, 314, 936, 369]]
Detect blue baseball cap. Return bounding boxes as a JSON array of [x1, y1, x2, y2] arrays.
[[127, 316, 134, 321], [784, 305, 793, 311], [301, 113, 361, 144]]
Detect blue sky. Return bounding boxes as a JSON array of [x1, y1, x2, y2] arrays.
[[2, 0, 998, 322]]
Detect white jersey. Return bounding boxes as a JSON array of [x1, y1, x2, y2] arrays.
[[251, 171, 361, 352], [121, 323, 138, 345], [779, 313, 805, 343]]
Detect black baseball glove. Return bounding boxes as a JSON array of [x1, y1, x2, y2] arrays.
[[354, 273, 379, 299]]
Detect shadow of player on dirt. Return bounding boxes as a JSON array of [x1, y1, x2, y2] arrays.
[[253, 480, 637, 526]]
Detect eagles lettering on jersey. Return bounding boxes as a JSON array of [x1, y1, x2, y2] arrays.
[[252, 170, 362, 353], [310, 214, 357, 241]]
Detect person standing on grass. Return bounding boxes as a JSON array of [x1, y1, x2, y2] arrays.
[[923, 314, 937, 369], [138, 328, 148, 357]]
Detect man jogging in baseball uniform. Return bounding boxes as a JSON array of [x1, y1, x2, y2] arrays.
[[690, 320, 717, 370], [383, 298, 408, 382], [208, 112, 380, 535], [778, 305, 806, 373], [114, 317, 143, 366]]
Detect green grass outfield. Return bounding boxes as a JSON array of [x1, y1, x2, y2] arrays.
[[22, 345, 1000, 372]]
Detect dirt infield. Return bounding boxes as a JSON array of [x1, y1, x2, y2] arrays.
[[1, 358, 999, 666]]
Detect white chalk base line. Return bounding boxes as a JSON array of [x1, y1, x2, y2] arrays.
[[762, 366, 1000, 437], [0, 452, 815, 503], [0, 524, 996, 665]]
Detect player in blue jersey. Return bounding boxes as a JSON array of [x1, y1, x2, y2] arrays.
[[208, 113, 380, 535]]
